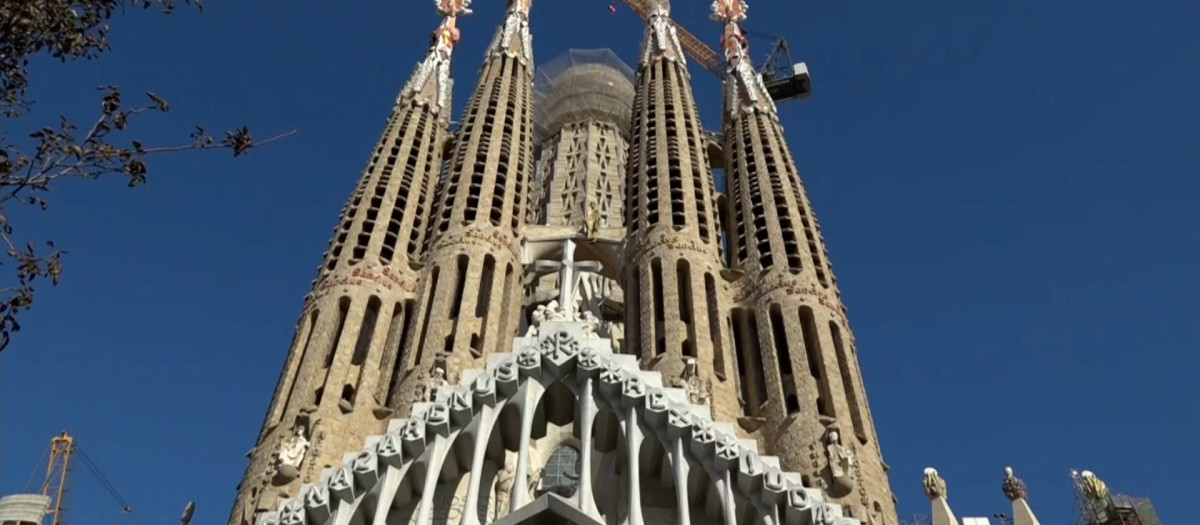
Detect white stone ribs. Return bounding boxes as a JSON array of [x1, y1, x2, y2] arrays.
[[256, 321, 861, 525]]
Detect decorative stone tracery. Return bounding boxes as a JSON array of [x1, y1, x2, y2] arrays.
[[254, 320, 864, 525]]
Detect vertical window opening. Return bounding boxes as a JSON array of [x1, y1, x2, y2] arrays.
[[351, 296, 382, 367], [769, 304, 800, 415], [800, 306, 835, 418], [413, 267, 440, 368], [831, 321, 868, 444], [280, 309, 319, 421], [705, 274, 726, 380], [385, 299, 417, 404], [677, 259, 695, 357], [316, 297, 351, 406], [731, 308, 767, 416]]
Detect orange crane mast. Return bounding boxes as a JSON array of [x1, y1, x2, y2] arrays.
[[39, 431, 73, 525]]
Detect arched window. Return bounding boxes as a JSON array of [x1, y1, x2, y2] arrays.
[[542, 445, 582, 497]]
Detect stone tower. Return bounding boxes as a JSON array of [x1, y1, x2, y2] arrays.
[[525, 49, 634, 328], [623, 0, 739, 423], [712, 1, 896, 524], [385, 0, 536, 412], [223, 4, 467, 524]]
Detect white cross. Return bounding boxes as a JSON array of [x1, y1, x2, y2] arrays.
[[532, 239, 602, 318]]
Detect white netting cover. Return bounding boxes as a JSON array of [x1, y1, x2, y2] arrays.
[[534, 49, 636, 139]]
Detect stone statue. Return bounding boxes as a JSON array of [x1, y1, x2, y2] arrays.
[[585, 202, 601, 239], [428, 367, 449, 402], [922, 468, 946, 500], [1002, 466, 1028, 501], [525, 304, 548, 336], [826, 429, 856, 482], [580, 310, 600, 337], [275, 426, 310, 480], [528, 467, 544, 498], [495, 461, 515, 518], [677, 357, 710, 405]]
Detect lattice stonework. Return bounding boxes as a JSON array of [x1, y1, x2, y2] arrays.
[[254, 321, 865, 525]]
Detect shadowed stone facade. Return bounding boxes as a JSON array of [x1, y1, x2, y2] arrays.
[[228, 1, 899, 524]]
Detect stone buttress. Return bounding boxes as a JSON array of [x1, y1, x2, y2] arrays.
[[389, 0, 537, 413], [711, 1, 896, 524], [224, 5, 466, 524], [623, 0, 739, 425]]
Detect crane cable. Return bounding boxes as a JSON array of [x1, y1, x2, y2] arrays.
[[74, 445, 144, 524]]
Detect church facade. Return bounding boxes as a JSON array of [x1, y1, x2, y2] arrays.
[[227, 1, 898, 524]]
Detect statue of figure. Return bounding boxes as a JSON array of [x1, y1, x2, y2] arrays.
[[585, 202, 602, 239], [495, 461, 516, 518], [275, 425, 310, 479], [826, 429, 856, 484], [922, 468, 947, 500], [525, 304, 548, 336], [528, 467, 544, 498], [428, 367, 449, 402], [580, 310, 600, 337], [677, 357, 709, 405]]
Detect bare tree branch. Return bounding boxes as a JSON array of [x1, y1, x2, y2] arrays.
[[0, 0, 294, 352]]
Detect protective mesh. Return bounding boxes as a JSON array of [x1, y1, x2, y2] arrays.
[[534, 49, 636, 139]]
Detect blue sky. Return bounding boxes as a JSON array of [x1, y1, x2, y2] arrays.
[[0, 0, 1196, 524]]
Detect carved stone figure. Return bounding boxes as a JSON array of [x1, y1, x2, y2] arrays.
[[428, 367, 449, 402], [826, 429, 855, 480], [528, 467, 544, 498], [274, 426, 310, 481], [525, 304, 548, 336], [676, 357, 709, 405], [922, 468, 947, 500], [585, 202, 602, 239], [495, 461, 516, 518], [580, 310, 600, 337]]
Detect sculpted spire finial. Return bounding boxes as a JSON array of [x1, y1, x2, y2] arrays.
[[709, 0, 775, 114], [639, 0, 687, 67], [1002, 466, 1029, 501], [489, 0, 533, 62], [400, 0, 474, 113], [923, 467, 947, 500]]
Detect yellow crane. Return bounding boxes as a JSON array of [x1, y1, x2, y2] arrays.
[[27, 430, 136, 525]]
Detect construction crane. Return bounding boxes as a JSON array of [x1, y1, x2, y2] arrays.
[[613, 0, 812, 103], [24, 430, 139, 525]]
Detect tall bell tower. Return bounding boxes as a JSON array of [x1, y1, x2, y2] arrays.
[[224, 2, 468, 523], [712, 1, 897, 524], [386, 0, 537, 412], [622, 0, 740, 424]]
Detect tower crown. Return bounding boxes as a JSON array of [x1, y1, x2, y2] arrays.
[[534, 49, 635, 139], [400, 0, 473, 114]]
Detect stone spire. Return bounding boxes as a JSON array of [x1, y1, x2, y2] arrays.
[[623, 0, 737, 424], [712, 1, 895, 523], [387, 0, 537, 412], [1004, 467, 1042, 525], [224, 3, 470, 524]]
